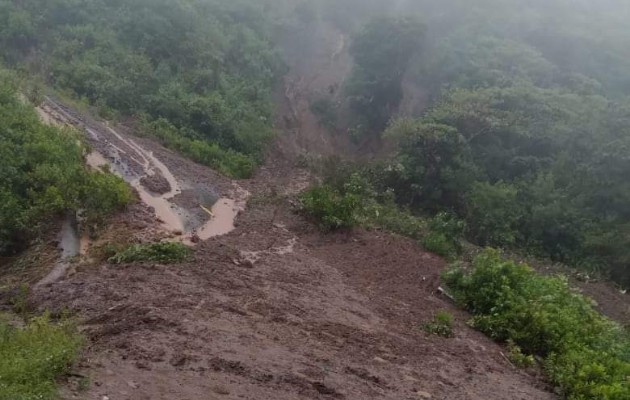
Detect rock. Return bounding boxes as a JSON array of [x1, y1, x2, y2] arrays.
[[415, 391, 432, 399]]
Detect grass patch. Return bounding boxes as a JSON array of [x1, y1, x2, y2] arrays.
[[443, 249, 630, 399], [140, 118, 257, 179], [0, 314, 82, 400], [108, 242, 191, 264], [423, 311, 455, 338]]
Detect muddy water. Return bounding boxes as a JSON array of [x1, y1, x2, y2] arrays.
[[196, 198, 239, 240], [84, 136, 250, 241], [36, 216, 81, 287], [39, 98, 246, 243]]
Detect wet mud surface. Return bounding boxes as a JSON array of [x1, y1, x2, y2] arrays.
[[35, 200, 556, 400], [17, 50, 629, 400]]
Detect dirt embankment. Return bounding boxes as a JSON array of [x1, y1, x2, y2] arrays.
[[34, 196, 555, 400], [22, 95, 558, 399], [7, 18, 628, 400]]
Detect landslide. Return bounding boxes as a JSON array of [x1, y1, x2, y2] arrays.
[[3, 10, 629, 400]]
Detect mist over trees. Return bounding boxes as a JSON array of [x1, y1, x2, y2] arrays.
[[2, 0, 630, 281], [299, 0, 630, 285]]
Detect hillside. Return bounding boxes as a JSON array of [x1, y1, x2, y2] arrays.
[[2, 1, 630, 399]]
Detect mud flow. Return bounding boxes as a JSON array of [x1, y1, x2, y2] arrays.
[[38, 98, 248, 247]]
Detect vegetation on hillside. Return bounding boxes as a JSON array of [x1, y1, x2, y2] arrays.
[[346, 16, 426, 136], [0, 315, 82, 400], [107, 242, 191, 265], [444, 250, 630, 399], [0, 74, 131, 256], [294, 0, 630, 286], [0, 0, 286, 178]]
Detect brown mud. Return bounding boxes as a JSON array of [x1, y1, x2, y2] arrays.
[[22, 96, 561, 399], [6, 20, 630, 400], [35, 199, 555, 400]]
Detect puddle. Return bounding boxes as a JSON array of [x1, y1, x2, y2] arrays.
[[39, 98, 248, 244], [196, 198, 240, 240]]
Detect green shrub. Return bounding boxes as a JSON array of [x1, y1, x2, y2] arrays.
[[300, 185, 362, 231], [0, 314, 82, 400], [443, 249, 630, 399], [423, 311, 455, 338], [108, 242, 191, 264], [506, 340, 535, 368], [422, 212, 464, 257], [422, 232, 458, 258], [140, 119, 256, 179]]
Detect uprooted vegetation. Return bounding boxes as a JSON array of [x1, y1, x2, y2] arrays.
[[422, 311, 455, 338], [106, 242, 191, 265]]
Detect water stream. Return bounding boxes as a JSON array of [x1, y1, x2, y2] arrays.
[[36, 99, 248, 285]]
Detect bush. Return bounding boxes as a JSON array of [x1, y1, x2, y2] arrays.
[[423, 311, 455, 338], [108, 242, 191, 264], [140, 119, 256, 179], [0, 78, 132, 255], [465, 181, 521, 247], [422, 232, 458, 258], [422, 212, 464, 258], [0, 314, 82, 400], [506, 340, 535, 368], [443, 249, 630, 399], [300, 185, 362, 231]]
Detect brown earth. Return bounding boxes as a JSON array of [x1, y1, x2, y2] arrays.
[[6, 18, 630, 400], [34, 194, 555, 400]]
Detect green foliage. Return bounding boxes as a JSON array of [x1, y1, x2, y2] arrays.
[[300, 185, 361, 231], [384, 120, 477, 209], [422, 233, 457, 259], [0, 314, 82, 400], [443, 249, 630, 398], [108, 242, 191, 265], [0, 0, 284, 171], [506, 340, 535, 368], [423, 311, 454, 338], [139, 118, 256, 179], [465, 181, 521, 247], [421, 212, 464, 258], [384, 83, 630, 283], [0, 77, 131, 255]]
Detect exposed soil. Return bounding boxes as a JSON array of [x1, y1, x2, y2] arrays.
[[5, 20, 630, 400], [140, 173, 172, 195], [34, 198, 554, 400]]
